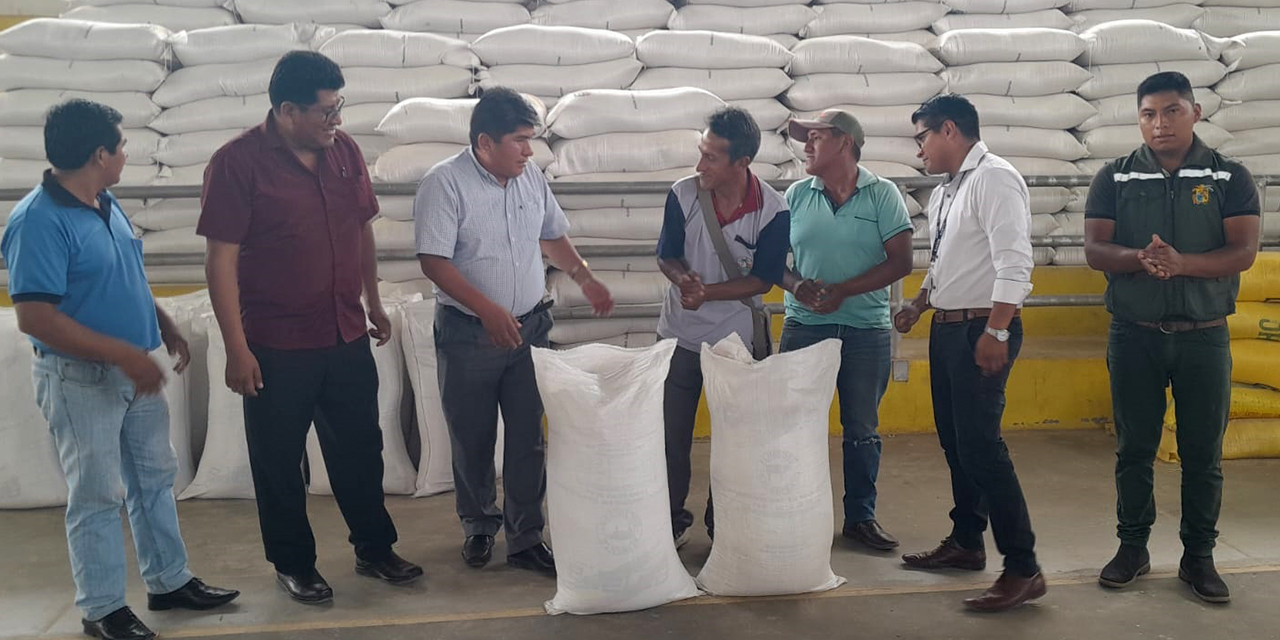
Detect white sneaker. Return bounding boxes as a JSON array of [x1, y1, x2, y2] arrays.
[[674, 528, 691, 549]]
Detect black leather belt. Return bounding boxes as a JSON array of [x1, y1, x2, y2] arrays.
[[440, 299, 554, 325], [1133, 318, 1226, 334]]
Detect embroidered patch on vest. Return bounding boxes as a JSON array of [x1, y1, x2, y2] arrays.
[[1192, 184, 1212, 205]]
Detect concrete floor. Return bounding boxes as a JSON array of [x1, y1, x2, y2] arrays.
[[3, 430, 1279, 640]]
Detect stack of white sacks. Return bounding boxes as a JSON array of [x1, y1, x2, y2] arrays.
[[540, 88, 730, 349], [0, 18, 168, 189], [471, 25, 642, 110], [1215, 31, 1280, 233], [319, 28, 479, 183], [933, 0, 1075, 35], [801, 0, 947, 47], [382, 0, 530, 43], [668, 0, 816, 49], [530, 0, 675, 42], [635, 30, 797, 178], [1064, 0, 1209, 31], [235, 0, 392, 31], [61, 0, 237, 31], [1195, 1, 1280, 37]]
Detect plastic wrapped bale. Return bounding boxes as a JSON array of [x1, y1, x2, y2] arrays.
[[531, 339, 700, 615], [695, 334, 845, 597]]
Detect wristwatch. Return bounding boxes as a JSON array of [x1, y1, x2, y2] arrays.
[[985, 326, 1010, 342]]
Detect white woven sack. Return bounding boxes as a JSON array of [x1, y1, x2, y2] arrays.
[[1004, 157, 1081, 175], [630, 68, 794, 102], [682, 0, 814, 5], [478, 59, 643, 98], [941, 61, 1092, 96], [783, 73, 944, 111], [154, 129, 243, 167], [730, 99, 792, 132], [789, 36, 942, 75], [931, 28, 1084, 65], [857, 137, 923, 168], [1195, 7, 1280, 38], [1080, 89, 1220, 131], [397, 299, 505, 497], [931, 10, 1073, 33], [754, 132, 795, 165], [0, 18, 169, 61], [1065, 0, 1183, 9], [372, 217, 413, 252], [141, 227, 204, 255], [853, 30, 938, 48], [472, 25, 634, 66], [1051, 211, 1085, 236], [1078, 61, 1226, 100], [150, 94, 270, 135], [1211, 101, 1280, 132], [0, 159, 159, 189], [1218, 129, 1280, 158], [531, 0, 674, 30], [0, 309, 69, 509], [565, 208, 664, 241], [68, 0, 232, 6], [1029, 188, 1072, 215], [377, 195, 413, 222], [943, 0, 1066, 11], [548, 130, 701, 178], [549, 270, 670, 308], [531, 340, 700, 615], [548, 317, 660, 345], [803, 3, 948, 37], [382, 0, 529, 32], [236, 0, 390, 27], [966, 94, 1096, 130], [1236, 155, 1280, 175], [305, 298, 419, 497], [171, 23, 324, 67], [377, 98, 475, 145], [669, 4, 816, 36], [1078, 122, 1232, 158], [178, 314, 255, 500], [371, 142, 475, 184], [795, 104, 917, 137], [339, 103, 394, 136], [152, 61, 272, 108], [1215, 64, 1280, 102], [130, 199, 201, 231], [0, 90, 159, 128], [695, 334, 844, 597], [636, 31, 792, 70], [317, 30, 478, 68], [982, 126, 1089, 161], [61, 5, 236, 31], [1078, 20, 1215, 65], [1220, 32, 1280, 72], [1069, 5, 1206, 31], [342, 66, 473, 105], [546, 88, 726, 139], [0, 55, 167, 93]]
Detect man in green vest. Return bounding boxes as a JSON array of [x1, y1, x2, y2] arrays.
[[1084, 71, 1261, 604]]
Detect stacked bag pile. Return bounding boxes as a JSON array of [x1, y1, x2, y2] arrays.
[[668, 0, 815, 49], [471, 24, 641, 109], [1193, 0, 1280, 38], [1160, 252, 1280, 461], [932, 0, 1074, 34], [381, 0, 530, 42], [235, 0, 391, 31], [531, 0, 675, 42], [1065, 0, 1207, 31], [802, 0, 947, 46], [61, 0, 236, 31], [1213, 31, 1280, 198]]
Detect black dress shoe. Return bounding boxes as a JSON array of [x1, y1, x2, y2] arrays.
[[82, 606, 155, 640], [357, 550, 424, 585], [507, 542, 556, 576], [276, 569, 333, 604], [1179, 554, 1230, 603], [147, 577, 240, 611], [463, 535, 495, 568], [1099, 544, 1150, 589], [902, 537, 987, 571], [843, 520, 900, 551]]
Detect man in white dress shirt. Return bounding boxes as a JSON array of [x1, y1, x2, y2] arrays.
[[893, 95, 1045, 612]]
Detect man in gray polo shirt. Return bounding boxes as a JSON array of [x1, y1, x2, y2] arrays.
[[657, 107, 790, 546], [415, 87, 614, 576]]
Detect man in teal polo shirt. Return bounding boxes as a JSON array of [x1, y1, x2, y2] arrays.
[[782, 109, 914, 551], [2, 99, 238, 640]]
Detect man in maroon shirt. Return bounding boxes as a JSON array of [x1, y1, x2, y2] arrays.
[[198, 51, 421, 605]]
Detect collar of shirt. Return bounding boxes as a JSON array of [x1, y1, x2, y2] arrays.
[[465, 147, 508, 188], [944, 140, 990, 184], [807, 165, 879, 210], [1136, 134, 1215, 174], [40, 170, 113, 223], [713, 170, 762, 227]]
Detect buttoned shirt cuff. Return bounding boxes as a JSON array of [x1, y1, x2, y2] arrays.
[[992, 279, 1033, 306]]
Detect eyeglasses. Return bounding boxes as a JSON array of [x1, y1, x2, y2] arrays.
[[306, 96, 345, 123], [913, 128, 935, 150]]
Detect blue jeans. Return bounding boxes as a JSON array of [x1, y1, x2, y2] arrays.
[[779, 320, 891, 525], [32, 351, 192, 621]]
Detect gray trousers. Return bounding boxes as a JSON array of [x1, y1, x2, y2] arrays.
[[435, 303, 551, 555]]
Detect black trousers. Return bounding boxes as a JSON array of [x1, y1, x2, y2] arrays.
[[663, 345, 714, 537], [243, 335, 397, 575], [929, 317, 1039, 577]]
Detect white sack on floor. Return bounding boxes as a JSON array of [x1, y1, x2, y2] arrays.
[[179, 314, 256, 500], [695, 334, 845, 596], [0, 309, 69, 509], [306, 298, 418, 496], [532, 340, 700, 615], [399, 299, 504, 497]]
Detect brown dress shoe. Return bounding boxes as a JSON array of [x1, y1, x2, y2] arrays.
[[964, 572, 1047, 612], [902, 538, 986, 571]]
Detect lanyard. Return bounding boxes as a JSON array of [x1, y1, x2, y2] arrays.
[[929, 153, 987, 266]]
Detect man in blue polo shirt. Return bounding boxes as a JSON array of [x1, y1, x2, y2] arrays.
[[782, 109, 914, 552], [656, 107, 790, 546], [2, 100, 237, 640]]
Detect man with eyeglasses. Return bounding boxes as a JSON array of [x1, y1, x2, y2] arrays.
[[198, 51, 422, 605]]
